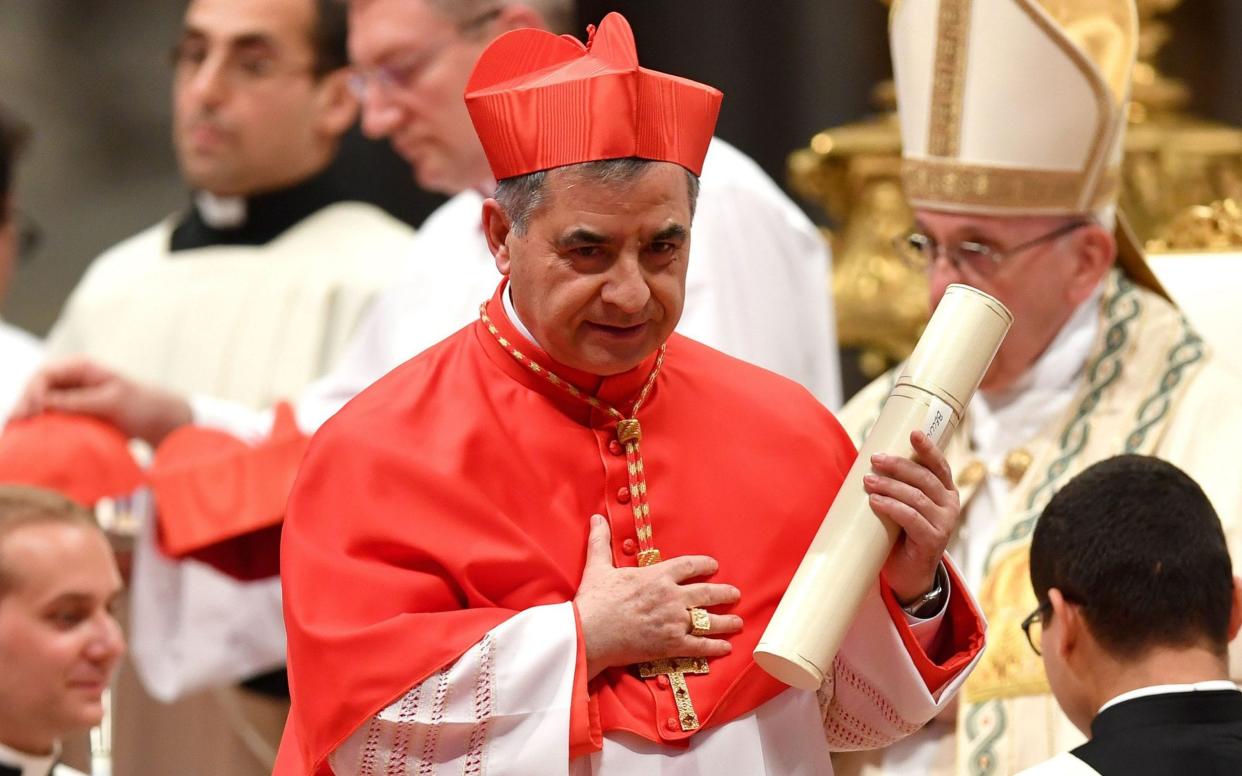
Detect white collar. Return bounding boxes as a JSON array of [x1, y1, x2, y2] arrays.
[[0, 739, 60, 776], [970, 279, 1105, 460], [1098, 679, 1241, 715], [193, 191, 247, 229], [502, 284, 538, 347]]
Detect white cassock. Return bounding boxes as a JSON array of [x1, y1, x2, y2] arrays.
[[44, 198, 413, 701], [0, 318, 41, 423]]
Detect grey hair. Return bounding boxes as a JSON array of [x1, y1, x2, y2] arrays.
[[425, 0, 576, 36], [495, 158, 701, 236]]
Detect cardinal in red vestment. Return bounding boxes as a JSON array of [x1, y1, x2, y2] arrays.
[[275, 13, 985, 775]]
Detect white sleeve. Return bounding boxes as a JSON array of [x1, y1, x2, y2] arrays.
[[329, 603, 578, 776], [820, 576, 982, 752], [128, 496, 286, 701]]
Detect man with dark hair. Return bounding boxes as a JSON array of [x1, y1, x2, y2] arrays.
[[1018, 454, 1242, 775], [0, 485, 125, 776], [0, 106, 42, 423], [9, 1, 415, 774]]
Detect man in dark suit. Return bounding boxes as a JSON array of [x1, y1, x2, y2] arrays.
[[1020, 454, 1242, 775]]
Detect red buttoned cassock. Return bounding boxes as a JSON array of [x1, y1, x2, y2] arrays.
[[274, 280, 984, 775]]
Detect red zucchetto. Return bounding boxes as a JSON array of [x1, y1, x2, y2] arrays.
[[0, 413, 143, 508], [464, 11, 722, 180]]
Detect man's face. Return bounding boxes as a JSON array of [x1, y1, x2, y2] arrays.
[[172, 0, 345, 196], [0, 523, 124, 752], [349, 0, 502, 195], [917, 210, 1097, 393], [499, 163, 693, 376]]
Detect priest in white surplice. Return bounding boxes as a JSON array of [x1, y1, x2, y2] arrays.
[[10, 1, 413, 775]]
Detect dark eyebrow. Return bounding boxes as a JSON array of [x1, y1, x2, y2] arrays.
[[178, 27, 278, 53], [44, 591, 96, 608], [651, 224, 688, 243], [231, 33, 280, 53], [556, 227, 612, 247]]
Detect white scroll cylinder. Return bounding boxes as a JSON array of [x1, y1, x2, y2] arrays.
[[754, 284, 1012, 690]]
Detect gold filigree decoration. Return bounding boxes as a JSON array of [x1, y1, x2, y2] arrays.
[[902, 159, 1120, 214], [1147, 199, 1242, 252], [639, 657, 711, 731], [928, 0, 972, 158]]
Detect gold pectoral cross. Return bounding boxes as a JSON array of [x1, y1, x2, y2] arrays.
[[639, 657, 710, 731]]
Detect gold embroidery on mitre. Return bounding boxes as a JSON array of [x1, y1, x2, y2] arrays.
[[902, 159, 1120, 214], [928, 0, 973, 158], [962, 544, 1051, 703]]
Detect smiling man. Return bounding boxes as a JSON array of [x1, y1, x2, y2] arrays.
[[275, 14, 986, 776], [836, 1, 1242, 775], [0, 486, 125, 776]]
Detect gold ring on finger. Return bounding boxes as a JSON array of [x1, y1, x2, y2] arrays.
[[688, 607, 711, 637]]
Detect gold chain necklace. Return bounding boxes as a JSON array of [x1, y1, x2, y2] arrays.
[[480, 304, 667, 565], [480, 303, 714, 732]]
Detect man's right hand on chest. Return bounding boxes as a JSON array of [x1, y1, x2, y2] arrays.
[[574, 514, 743, 680]]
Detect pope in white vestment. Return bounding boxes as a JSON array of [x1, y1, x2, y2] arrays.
[[834, 1, 1242, 774]]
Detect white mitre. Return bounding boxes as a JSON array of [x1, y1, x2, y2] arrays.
[[890, 0, 1166, 294]]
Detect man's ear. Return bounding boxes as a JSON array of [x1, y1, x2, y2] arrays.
[[1065, 222, 1115, 306], [1227, 576, 1242, 642], [313, 68, 361, 140], [1048, 587, 1083, 660], [481, 198, 513, 276]]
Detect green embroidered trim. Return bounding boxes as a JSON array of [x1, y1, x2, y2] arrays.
[[967, 283, 1208, 773], [984, 277, 1140, 569], [965, 698, 1006, 776], [1125, 321, 1204, 453]]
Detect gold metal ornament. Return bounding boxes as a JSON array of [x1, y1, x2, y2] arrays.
[[639, 657, 710, 731], [1002, 449, 1034, 485], [689, 607, 712, 637]]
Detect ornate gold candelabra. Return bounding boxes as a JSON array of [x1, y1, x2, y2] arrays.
[[794, 0, 1242, 381]]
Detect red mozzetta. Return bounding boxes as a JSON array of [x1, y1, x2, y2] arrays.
[[274, 281, 984, 774]]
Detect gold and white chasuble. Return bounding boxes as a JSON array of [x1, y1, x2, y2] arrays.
[[836, 270, 1242, 775]]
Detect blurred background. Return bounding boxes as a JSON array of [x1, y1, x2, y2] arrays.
[[2, 0, 1239, 338]]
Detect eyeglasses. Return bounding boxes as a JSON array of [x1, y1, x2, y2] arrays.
[[14, 209, 41, 265], [1020, 600, 1052, 655], [346, 8, 501, 102], [894, 220, 1091, 278]]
